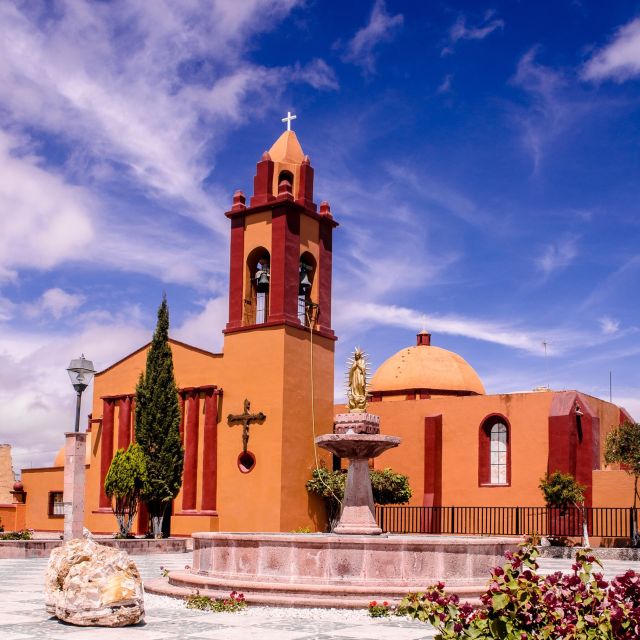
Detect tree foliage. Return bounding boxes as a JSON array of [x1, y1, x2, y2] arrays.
[[306, 465, 412, 531], [135, 296, 183, 537], [104, 443, 147, 537], [540, 471, 589, 547], [605, 421, 640, 500], [539, 471, 585, 510], [605, 421, 640, 545]]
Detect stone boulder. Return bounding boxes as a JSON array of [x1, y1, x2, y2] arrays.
[[45, 538, 144, 626]]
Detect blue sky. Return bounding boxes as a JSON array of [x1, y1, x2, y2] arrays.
[[1, 0, 639, 471]]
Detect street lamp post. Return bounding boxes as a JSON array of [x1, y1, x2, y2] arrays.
[[63, 355, 96, 540]]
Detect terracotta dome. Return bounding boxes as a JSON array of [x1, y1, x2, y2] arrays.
[[370, 332, 485, 395], [53, 433, 92, 466]]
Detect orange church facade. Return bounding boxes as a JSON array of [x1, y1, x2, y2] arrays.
[[8, 129, 636, 538]]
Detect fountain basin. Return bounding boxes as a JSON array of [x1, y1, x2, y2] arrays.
[[145, 532, 520, 608], [314, 433, 400, 458]]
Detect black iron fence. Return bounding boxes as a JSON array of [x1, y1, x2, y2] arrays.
[[375, 505, 638, 540]]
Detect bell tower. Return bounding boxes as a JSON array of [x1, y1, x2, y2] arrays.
[[224, 129, 336, 336], [218, 123, 337, 532]]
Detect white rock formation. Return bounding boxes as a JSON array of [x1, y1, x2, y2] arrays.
[[45, 538, 144, 626]]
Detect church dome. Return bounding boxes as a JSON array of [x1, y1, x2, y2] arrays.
[[370, 332, 485, 396]]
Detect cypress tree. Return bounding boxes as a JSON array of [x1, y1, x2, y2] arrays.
[[135, 295, 183, 537]]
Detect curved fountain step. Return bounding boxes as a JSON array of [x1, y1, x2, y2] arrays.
[[145, 572, 484, 609]]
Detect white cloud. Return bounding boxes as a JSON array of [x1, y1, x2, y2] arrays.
[[24, 288, 86, 320], [582, 17, 640, 82], [535, 238, 578, 276], [449, 12, 504, 44], [333, 300, 552, 355], [173, 296, 228, 353], [342, 0, 403, 73], [0, 131, 95, 281], [510, 48, 573, 171], [437, 74, 453, 94], [599, 316, 621, 335], [0, 312, 149, 472], [291, 59, 339, 91]]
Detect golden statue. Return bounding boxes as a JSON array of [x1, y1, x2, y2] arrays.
[[347, 347, 369, 412]]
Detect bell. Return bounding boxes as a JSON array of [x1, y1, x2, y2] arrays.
[[300, 272, 311, 290], [256, 270, 270, 287]]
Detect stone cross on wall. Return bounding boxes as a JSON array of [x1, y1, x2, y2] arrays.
[[227, 399, 266, 452]]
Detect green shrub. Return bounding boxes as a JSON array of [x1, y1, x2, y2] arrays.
[[185, 591, 247, 612], [306, 465, 412, 531], [0, 529, 32, 540]]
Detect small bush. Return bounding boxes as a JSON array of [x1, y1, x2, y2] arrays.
[[185, 590, 247, 612], [292, 526, 312, 534], [0, 529, 33, 540], [368, 600, 391, 617], [394, 540, 640, 639]]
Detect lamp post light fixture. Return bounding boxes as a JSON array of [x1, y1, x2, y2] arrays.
[[63, 354, 95, 540], [66, 354, 96, 432]]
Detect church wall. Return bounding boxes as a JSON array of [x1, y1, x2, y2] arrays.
[[279, 326, 334, 532], [344, 392, 553, 508], [217, 327, 287, 531]]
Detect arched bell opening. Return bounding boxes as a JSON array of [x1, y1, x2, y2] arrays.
[[298, 251, 317, 327], [245, 247, 270, 326], [278, 169, 294, 194]]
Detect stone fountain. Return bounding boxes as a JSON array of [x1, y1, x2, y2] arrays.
[[146, 348, 517, 608]]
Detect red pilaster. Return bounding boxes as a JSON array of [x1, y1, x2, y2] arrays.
[[318, 209, 333, 332], [226, 216, 245, 330], [130, 397, 136, 442], [117, 396, 132, 450], [269, 205, 300, 324], [296, 157, 316, 210], [182, 391, 200, 511], [423, 415, 443, 534], [99, 399, 115, 509], [201, 389, 219, 512], [250, 153, 274, 206]]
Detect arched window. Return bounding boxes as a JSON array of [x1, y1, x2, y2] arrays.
[[298, 253, 316, 326], [478, 415, 511, 486], [245, 247, 270, 325]]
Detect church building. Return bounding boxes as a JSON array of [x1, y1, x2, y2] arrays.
[[7, 125, 636, 537]]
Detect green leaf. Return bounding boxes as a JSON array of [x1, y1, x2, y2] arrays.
[[492, 592, 510, 611]]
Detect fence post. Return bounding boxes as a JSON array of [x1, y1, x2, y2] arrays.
[[515, 507, 520, 536], [450, 507, 455, 534]]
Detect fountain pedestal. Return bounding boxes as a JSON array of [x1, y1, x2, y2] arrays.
[[315, 413, 400, 535]]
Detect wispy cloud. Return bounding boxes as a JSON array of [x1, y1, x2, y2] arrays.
[[510, 47, 571, 171], [24, 288, 86, 320], [582, 17, 640, 83], [437, 74, 453, 94], [535, 238, 578, 277], [341, 0, 403, 73], [599, 316, 621, 335], [334, 300, 553, 355], [291, 59, 339, 90], [442, 11, 504, 55]]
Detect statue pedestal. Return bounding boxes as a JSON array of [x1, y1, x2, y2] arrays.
[[316, 413, 400, 535]]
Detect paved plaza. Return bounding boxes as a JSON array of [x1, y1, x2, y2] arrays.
[[1, 552, 640, 640]]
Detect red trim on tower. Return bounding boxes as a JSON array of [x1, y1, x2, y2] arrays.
[[318, 218, 333, 332], [226, 216, 245, 330], [269, 205, 300, 324], [201, 388, 219, 511], [182, 391, 200, 511], [117, 396, 132, 450], [296, 159, 316, 211], [250, 154, 275, 206], [99, 399, 115, 509]]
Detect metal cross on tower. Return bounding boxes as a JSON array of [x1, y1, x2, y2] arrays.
[[227, 399, 266, 452], [282, 111, 297, 131]]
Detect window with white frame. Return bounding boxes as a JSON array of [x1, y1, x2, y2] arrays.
[[490, 422, 508, 484]]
